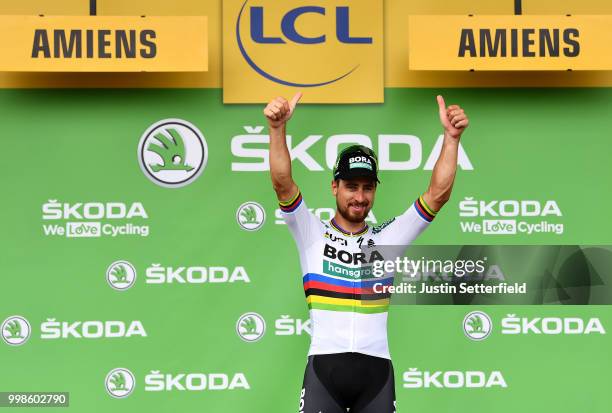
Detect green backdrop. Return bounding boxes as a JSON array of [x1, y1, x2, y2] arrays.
[[1, 88, 611, 412]]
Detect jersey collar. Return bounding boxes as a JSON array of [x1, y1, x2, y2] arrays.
[[329, 218, 369, 237]]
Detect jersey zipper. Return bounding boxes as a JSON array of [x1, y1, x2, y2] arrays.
[[350, 237, 357, 352]]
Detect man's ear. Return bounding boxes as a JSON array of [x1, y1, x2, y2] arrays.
[[331, 179, 338, 196]]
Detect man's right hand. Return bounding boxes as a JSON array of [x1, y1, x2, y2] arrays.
[[263, 92, 302, 129]]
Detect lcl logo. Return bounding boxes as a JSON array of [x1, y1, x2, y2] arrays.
[[235, 0, 373, 87]]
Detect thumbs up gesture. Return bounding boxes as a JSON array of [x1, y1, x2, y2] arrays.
[[263, 92, 303, 128], [437, 95, 469, 139]]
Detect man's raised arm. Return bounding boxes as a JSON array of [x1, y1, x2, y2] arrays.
[[422, 95, 470, 212], [264, 93, 302, 201]]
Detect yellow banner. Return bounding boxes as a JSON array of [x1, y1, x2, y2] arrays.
[[0, 15, 208, 72], [4, 2, 612, 87], [222, 0, 383, 103], [408, 15, 612, 70]]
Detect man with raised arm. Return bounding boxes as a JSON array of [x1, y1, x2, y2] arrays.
[[264, 93, 469, 413]]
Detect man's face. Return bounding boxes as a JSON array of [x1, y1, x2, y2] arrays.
[[332, 177, 377, 223]]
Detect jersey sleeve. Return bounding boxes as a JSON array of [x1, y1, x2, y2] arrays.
[[279, 189, 323, 248], [375, 195, 437, 247]]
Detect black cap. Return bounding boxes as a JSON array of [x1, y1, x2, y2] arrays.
[[332, 145, 380, 183]]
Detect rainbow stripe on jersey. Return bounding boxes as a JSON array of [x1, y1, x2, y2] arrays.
[[303, 273, 393, 314], [279, 190, 303, 213], [414, 195, 437, 222], [330, 218, 369, 237]]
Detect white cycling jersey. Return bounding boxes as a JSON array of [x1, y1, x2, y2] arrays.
[[279, 190, 436, 359]]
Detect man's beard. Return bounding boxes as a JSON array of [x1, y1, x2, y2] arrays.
[[336, 200, 371, 223]]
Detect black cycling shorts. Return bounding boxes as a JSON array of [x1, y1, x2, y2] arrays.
[[298, 352, 396, 413]]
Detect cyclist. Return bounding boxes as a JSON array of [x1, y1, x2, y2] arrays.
[[264, 92, 469, 413]]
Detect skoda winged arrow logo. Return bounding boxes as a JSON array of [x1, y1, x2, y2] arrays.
[[106, 260, 137, 291], [138, 119, 208, 188], [463, 311, 492, 341], [105, 368, 136, 398], [236, 202, 266, 231], [236, 312, 266, 342], [2, 316, 31, 346]]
